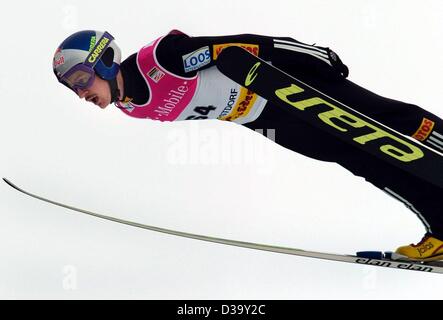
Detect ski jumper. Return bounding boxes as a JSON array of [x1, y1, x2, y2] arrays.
[[116, 30, 443, 238]]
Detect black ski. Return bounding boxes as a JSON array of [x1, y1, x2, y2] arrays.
[[216, 46, 443, 189]]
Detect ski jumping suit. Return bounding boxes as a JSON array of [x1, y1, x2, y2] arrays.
[[115, 30, 443, 238]]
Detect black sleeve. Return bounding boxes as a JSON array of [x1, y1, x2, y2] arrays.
[[156, 33, 349, 79]]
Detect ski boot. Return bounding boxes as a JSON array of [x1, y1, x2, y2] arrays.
[[393, 234, 443, 262]]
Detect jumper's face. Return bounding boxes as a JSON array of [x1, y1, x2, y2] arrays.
[[77, 75, 111, 109]]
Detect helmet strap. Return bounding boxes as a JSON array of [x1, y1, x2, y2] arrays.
[[107, 78, 120, 103]]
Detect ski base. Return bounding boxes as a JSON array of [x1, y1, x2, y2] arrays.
[[4, 177, 443, 274], [216, 46, 443, 189]]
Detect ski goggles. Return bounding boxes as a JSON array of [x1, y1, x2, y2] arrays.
[[59, 31, 114, 93]]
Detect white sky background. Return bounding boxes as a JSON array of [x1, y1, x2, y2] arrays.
[[1, 0, 443, 299]]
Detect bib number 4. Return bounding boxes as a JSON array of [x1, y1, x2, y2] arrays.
[[185, 105, 217, 120]]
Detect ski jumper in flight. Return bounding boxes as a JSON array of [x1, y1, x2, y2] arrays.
[[53, 30, 443, 262]]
